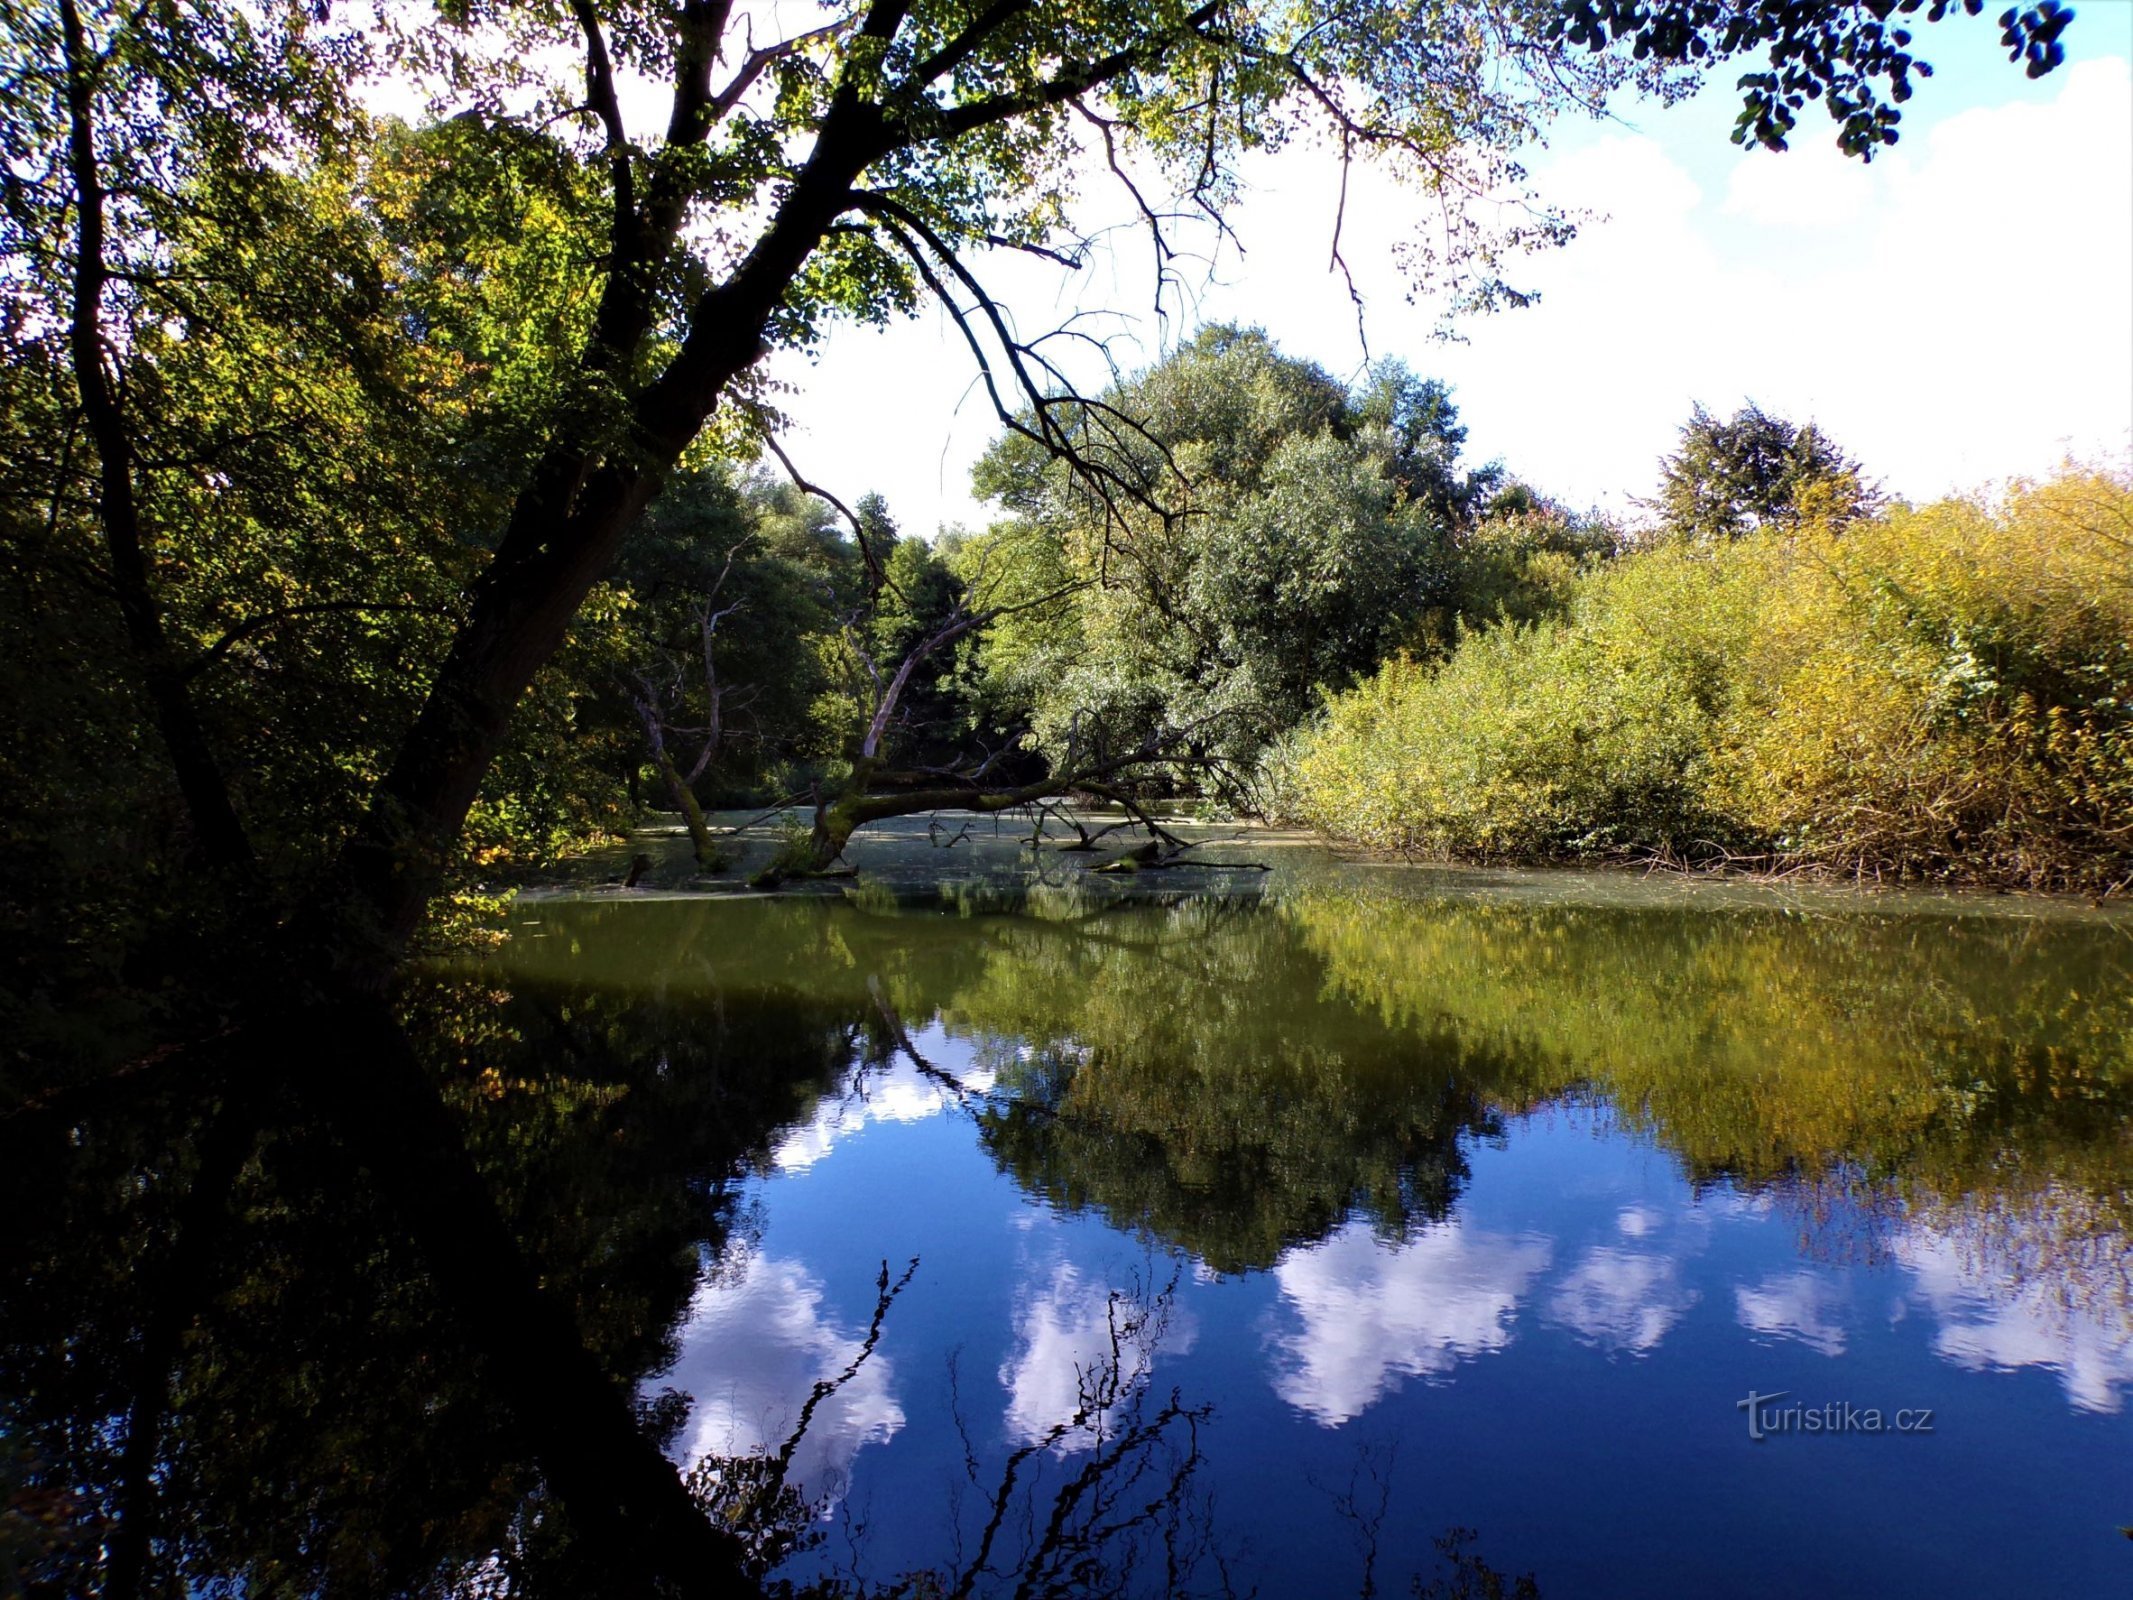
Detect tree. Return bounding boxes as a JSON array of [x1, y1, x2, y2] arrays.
[[757, 506, 1159, 881], [1648, 402, 1880, 541], [606, 467, 849, 862], [11, 0, 2073, 956], [970, 327, 1474, 786]]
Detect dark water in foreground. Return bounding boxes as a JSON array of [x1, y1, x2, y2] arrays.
[[7, 868, 2133, 1596]]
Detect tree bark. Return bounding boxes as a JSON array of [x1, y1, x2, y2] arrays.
[[634, 695, 721, 867]]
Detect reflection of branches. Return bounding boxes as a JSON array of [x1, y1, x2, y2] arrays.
[[302, 999, 756, 1599], [1311, 1438, 1397, 1600], [937, 1269, 1227, 1600], [1415, 1529, 1541, 1600], [687, 1257, 919, 1577], [678, 1265, 1242, 1596], [867, 975, 980, 1102]]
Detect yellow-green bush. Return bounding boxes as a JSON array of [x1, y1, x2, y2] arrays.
[[1295, 468, 2133, 889]]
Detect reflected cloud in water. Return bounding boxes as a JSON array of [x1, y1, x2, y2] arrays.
[[772, 1023, 995, 1173], [1545, 1246, 1700, 1356], [664, 1249, 905, 1500], [1268, 1219, 1553, 1425], [1000, 1257, 1198, 1452], [1734, 1270, 1850, 1358], [1899, 1228, 2133, 1414]]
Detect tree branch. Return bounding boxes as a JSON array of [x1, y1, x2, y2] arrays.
[[911, 3, 1222, 144], [570, 0, 636, 233], [58, 0, 253, 871]]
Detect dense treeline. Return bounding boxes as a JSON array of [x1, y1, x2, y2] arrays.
[[959, 343, 2129, 894], [12, 289, 2122, 1048]]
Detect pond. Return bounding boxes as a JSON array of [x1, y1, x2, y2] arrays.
[[502, 836, 2133, 1598], [6, 832, 2132, 1597]]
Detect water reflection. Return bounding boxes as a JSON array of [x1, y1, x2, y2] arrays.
[[1734, 1269, 1850, 1358], [1898, 1224, 2133, 1414], [769, 1040, 997, 1173], [1545, 1245, 1700, 1355], [7, 883, 2132, 1597], [1000, 1258, 1197, 1453], [665, 1249, 907, 1499], [1268, 1221, 1552, 1425]]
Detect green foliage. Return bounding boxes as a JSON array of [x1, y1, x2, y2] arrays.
[[971, 327, 1484, 781], [1425, 488, 1625, 641], [861, 536, 972, 764], [1649, 402, 1878, 542], [604, 467, 854, 801], [1709, 469, 2133, 883], [0, 0, 2085, 1054], [1296, 467, 2133, 889], [1294, 537, 1764, 858], [1559, 0, 2077, 157], [0, 93, 623, 881]]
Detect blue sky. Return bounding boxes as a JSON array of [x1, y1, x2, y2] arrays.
[[768, 7, 2133, 533]]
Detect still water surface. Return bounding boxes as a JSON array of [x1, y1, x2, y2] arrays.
[[8, 848, 2132, 1598], [485, 876, 2133, 1598]]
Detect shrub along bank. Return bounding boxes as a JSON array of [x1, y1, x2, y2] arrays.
[[1287, 469, 2133, 891]]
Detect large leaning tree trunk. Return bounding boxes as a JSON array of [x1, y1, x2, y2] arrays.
[[762, 571, 1209, 883], [304, 2, 1236, 990]]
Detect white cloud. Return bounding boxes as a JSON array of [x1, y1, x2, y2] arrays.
[[662, 1250, 906, 1505], [1721, 138, 1878, 229], [1267, 1219, 1553, 1426], [999, 1259, 1197, 1452], [1899, 1228, 2133, 1415], [770, 1022, 995, 1172], [1735, 1270, 1849, 1358], [1409, 58, 2132, 512], [1546, 1246, 1699, 1355]]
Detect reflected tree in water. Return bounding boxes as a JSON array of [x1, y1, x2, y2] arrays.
[[8, 887, 2131, 1595], [0, 981, 855, 1597]]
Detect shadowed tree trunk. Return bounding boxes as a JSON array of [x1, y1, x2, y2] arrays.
[[632, 687, 722, 868], [750, 578, 1208, 884]]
